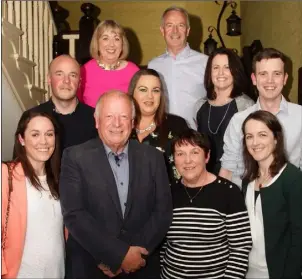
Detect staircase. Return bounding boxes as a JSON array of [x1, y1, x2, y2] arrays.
[[1, 1, 57, 160]]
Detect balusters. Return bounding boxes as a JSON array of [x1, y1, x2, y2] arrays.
[[27, 1, 33, 61], [2, 1, 8, 20], [44, 3, 49, 91], [2, 0, 58, 98], [14, 1, 21, 29], [20, 1, 28, 58], [7, 1, 14, 24], [38, 1, 45, 89], [33, 1, 40, 88]]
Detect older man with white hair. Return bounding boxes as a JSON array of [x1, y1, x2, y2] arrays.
[[60, 90, 172, 279]]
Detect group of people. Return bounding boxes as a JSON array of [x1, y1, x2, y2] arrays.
[[2, 5, 302, 279]]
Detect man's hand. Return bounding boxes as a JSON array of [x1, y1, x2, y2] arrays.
[[98, 264, 122, 278], [121, 246, 149, 273]]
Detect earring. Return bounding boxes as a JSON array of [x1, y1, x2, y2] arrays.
[[21, 142, 25, 146]]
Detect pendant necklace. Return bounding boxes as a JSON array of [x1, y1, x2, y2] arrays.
[[257, 173, 271, 189], [182, 173, 208, 203], [136, 122, 156, 134], [208, 101, 231, 135], [183, 186, 204, 203]]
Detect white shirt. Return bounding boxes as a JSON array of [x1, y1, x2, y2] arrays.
[[221, 97, 302, 186], [148, 44, 208, 129], [245, 165, 286, 279], [17, 176, 65, 279]]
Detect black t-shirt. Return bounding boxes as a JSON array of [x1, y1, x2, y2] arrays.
[[28, 99, 97, 152]]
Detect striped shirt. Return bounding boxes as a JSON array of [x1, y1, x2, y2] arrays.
[[161, 177, 252, 279]]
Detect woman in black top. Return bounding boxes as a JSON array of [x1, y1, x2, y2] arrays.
[[195, 48, 254, 174], [129, 69, 188, 184], [161, 129, 252, 279]]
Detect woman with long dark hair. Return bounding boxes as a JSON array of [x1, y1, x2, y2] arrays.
[[129, 68, 189, 184], [1, 111, 64, 279], [195, 48, 254, 174], [242, 110, 302, 279]]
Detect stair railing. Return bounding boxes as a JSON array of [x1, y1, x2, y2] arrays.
[[2, 1, 57, 98]]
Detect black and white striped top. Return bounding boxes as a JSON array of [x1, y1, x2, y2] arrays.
[[161, 177, 252, 279]]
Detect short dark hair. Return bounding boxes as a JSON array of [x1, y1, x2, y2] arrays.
[[128, 68, 166, 127], [171, 129, 211, 157], [12, 110, 61, 199], [252, 48, 287, 73], [204, 48, 247, 100], [242, 110, 288, 181]]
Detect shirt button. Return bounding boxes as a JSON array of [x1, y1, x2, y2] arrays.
[[121, 182, 123, 185]]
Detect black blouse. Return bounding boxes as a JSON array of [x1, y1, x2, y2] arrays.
[[131, 113, 189, 184], [196, 100, 238, 175]]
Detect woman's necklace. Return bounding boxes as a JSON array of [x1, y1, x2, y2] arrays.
[[182, 173, 208, 203], [136, 122, 156, 134], [97, 60, 121, 71], [256, 173, 271, 189], [207, 101, 232, 135], [183, 186, 204, 203]]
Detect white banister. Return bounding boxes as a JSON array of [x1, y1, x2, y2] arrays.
[[7, 1, 14, 24], [2, 1, 8, 20], [14, 1, 21, 29], [38, 1, 45, 89], [62, 34, 80, 58], [2, 0, 58, 103], [20, 1, 28, 58], [27, 1, 33, 61], [49, 24, 54, 64], [44, 4, 49, 91], [33, 1, 39, 88]]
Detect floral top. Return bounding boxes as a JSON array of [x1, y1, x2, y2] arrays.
[[130, 113, 189, 184]]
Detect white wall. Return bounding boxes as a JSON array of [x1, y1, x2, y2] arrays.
[[1, 73, 23, 161]]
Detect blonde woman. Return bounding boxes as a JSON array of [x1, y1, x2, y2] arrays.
[[78, 20, 139, 107]]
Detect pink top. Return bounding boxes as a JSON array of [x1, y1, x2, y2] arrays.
[[78, 59, 139, 107]]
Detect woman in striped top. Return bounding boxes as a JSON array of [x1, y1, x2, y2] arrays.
[[161, 129, 252, 279]]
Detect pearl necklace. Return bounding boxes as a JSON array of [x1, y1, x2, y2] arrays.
[[136, 122, 155, 134], [97, 60, 121, 71]]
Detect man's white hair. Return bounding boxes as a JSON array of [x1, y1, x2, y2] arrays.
[[94, 90, 136, 119]]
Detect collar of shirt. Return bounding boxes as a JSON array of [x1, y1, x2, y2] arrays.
[[103, 142, 129, 160], [255, 95, 289, 115], [50, 98, 79, 115], [165, 43, 191, 60]]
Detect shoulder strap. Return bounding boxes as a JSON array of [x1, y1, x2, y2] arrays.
[[2, 163, 13, 251]]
